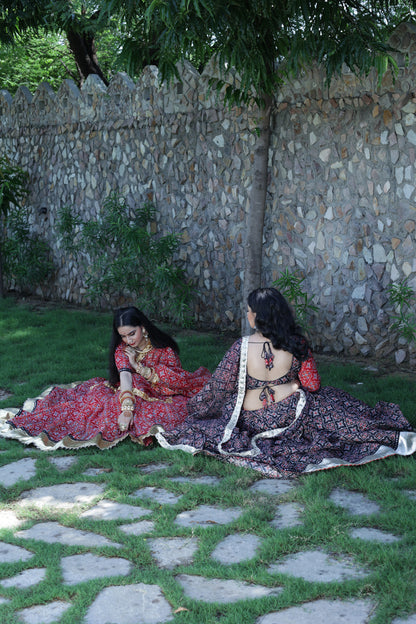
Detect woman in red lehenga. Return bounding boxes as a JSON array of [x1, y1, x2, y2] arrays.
[[0, 306, 211, 450], [152, 288, 416, 478]]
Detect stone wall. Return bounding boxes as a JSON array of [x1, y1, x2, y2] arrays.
[[1, 24, 416, 364]]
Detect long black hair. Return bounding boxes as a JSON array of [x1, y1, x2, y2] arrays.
[[247, 287, 309, 361], [108, 306, 179, 385]]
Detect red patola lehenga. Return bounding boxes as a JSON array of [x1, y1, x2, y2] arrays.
[[0, 342, 211, 450]]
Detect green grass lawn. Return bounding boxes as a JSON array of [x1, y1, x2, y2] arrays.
[[0, 297, 415, 624]]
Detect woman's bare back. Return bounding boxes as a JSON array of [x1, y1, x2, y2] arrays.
[[243, 336, 299, 410]]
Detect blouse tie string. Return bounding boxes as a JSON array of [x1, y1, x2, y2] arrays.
[[261, 341, 274, 370], [259, 385, 275, 407]]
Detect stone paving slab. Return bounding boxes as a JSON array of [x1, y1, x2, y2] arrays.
[[131, 486, 182, 505], [147, 536, 199, 569], [137, 462, 171, 473], [0, 457, 37, 487], [0, 509, 23, 529], [175, 504, 243, 527], [249, 479, 296, 496], [255, 598, 376, 623], [84, 583, 174, 624], [0, 541, 34, 563], [16, 600, 72, 624], [169, 475, 221, 486], [80, 499, 153, 521], [349, 527, 401, 543], [329, 488, 381, 515], [268, 549, 370, 582], [0, 567, 46, 588], [17, 482, 105, 509], [211, 533, 262, 564], [176, 573, 283, 603], [392, 615, 416, 623], [48, 455, 78, 471], [61, 552, 133, 585], [119, 519, 155, 535], [17, 521, 122, 548], [271, 502, 304, 529], [83, 467, 113, 476]]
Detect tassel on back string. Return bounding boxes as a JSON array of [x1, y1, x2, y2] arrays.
[[261, 342, 274, 370]]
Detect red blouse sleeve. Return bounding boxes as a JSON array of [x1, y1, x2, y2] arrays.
[[152, 348, 194, 394], [144, 347, 211, 398], [298, 350, 321, 391], [115, 343, 131, 373]]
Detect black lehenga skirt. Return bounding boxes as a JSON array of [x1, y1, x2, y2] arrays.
[[153, 387, 416, 478]]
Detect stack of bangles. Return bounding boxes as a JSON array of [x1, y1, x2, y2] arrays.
[[119, 390, 135, 430], [135, 362, 159, 384]]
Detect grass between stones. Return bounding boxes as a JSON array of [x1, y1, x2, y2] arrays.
[[0, 297, 415, 624]]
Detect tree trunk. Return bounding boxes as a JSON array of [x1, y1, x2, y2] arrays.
[[0, 248, 4, 298], [241, 94, 272, 334], [66, 28, 109, 86], [0, 222, 4, 298]]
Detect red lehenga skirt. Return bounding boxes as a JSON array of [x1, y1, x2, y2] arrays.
[[0, 359, 211, 451]]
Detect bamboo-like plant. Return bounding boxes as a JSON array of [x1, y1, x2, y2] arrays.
[[57, 191, 196, 325], [272, 269, 318, 333], [387, 278, 416, 345], [0, 156, 29, 297]]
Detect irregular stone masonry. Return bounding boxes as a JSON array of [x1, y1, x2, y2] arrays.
[[1, 24, 416, 364]]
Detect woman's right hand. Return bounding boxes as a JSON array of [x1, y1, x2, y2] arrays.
[[125, 346, 137, 369], [118, 409, 133, 431]]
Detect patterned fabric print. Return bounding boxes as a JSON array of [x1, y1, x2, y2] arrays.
[[4, 346, 211, 450], [156, 338, 414, 477], [298, 351, 321, 391], [246, 368, 298, 390]]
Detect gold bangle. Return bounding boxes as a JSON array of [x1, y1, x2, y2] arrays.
[[121, 398, 134, 408], [136, 363, 151, 379], [148, 369, 159, 384], [121, 405, 134, 412], [119, 391, 134, 405], [120, 391, 134, 399]]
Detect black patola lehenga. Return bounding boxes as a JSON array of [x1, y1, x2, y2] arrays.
[[152, 337, 416, 478]]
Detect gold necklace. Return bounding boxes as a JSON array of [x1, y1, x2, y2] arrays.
[[134, 337, 153, 362]]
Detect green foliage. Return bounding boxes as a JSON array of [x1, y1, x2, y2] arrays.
[[139, 0, 404, 107], [0, 156, 53, 293], [0, 1, 154, 89], [57, 192, 195, 325], [0, 156, 33, 295], [272, 269, 318, 332], [3, 207, 54, 291], [387, 278, 416, 345], [1, 1, 406, 103], [0, 31, 77, 94], [0, 155, 29, 218]]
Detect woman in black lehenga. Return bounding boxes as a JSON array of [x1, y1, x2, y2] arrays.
[[152, 288, 416, 478]]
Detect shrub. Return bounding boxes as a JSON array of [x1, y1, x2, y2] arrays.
[[3, 207, 54, 292], [272, 269, 318, 333], [57, 192, 195, 325], [387, 278, 416, 345]]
